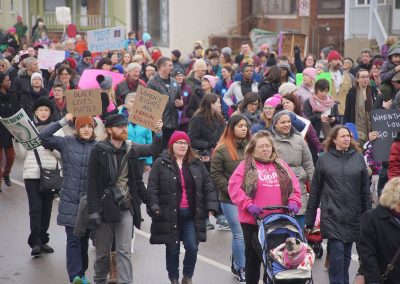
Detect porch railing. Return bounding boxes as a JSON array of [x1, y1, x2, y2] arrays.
[[31, 14, 125, 31], [370, 8, 388, 48]]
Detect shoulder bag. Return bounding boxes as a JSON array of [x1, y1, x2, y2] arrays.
[[33, 149, 63, 194]]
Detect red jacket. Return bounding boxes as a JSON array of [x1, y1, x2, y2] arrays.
[[388, 140, 400, 180]]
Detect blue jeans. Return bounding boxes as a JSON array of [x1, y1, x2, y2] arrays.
[[221, 202, 245, 269], [328, 239, 352, 284], [166, 208, 198, 280], [65, 226, 90, 283]]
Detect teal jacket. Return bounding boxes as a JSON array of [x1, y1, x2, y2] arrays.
[[119, 107, 153, 165]]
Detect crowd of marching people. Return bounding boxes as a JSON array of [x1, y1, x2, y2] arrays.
[[1, 16, 400, 284]]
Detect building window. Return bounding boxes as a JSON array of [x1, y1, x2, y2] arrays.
[[253, 0, 296, 16], [318, 0, 345, 14], [143, 0, 169, 47], [356, 0, 387, 5], [45, 0, 66, 12], [0, 0, 2, 13], [395, 0, 400, 8], [10, 0, 14, 12]]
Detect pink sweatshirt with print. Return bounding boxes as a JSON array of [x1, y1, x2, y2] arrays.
[[228, 159, 302, 225]]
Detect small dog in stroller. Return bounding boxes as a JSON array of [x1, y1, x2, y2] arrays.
[[257, 206, 315, 284]]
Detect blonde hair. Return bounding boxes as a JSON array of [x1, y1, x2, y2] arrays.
[[379, 177, 400, 209]]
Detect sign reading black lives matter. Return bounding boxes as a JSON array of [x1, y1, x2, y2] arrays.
[[371, 109, 400, 161], [0, 109, 42, 150], [66, 89, 102, 117]]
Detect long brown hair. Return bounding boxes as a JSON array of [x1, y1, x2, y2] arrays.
[[323, 125, 361, 152], [193, 93, 224, 127], [214, 114, 251, 161], [282, 93, 302, 115], [238, 92, 262, 113]]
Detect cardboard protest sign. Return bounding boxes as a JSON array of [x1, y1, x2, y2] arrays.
[[130, 86, 169, 131], [55, 7, 72, 25], [37, 48, 66, 70], [0, 109, 41, 150], [66, 89, 102, 117], [78, 69, 124, 89], [371, 109, 400, 161], [87, 26, 125, 52], [279, 33, 307, 57]]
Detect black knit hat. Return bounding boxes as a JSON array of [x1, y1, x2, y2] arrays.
[[82, 50, 92, 58], [32, 97, 54, 114], [104, 114, 129, 128]]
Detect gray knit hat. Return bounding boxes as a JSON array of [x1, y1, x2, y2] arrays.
[[272, 110, 291, 126], [96, 74, 112, 90]]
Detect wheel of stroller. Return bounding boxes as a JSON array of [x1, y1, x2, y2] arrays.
[[313, 243, 323, 259]]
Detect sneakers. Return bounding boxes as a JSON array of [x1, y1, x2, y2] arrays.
[[41, 244, 54, 253], [181, 275, 192, 284], [31, 245, 41, 256], [216, 219, 230, 230], [72, 276, 90, 284], [234, 268, 246, 283], [206, 219, 214, 230], [3, 176, 11, 186]]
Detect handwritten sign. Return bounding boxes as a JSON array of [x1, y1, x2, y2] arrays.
[[371, 109, 400, 161], [55, 7, 72, 25], [87, 26, 125, 52], [130, 86, 168, 131], [279, 32, 307, 58], [78, 69, 124, 89], [66, 89, 102, 117], [0, 109, 41, 150], [37, 48, 66, 70]]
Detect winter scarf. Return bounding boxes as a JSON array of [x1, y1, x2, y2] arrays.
[[355, 86, 372, 144], [308, 94, 334, 113], [126, 76, 139, 92], [54, 98, 66, 112], [241, 153, 293, 204], [242, 108, 261, 127]]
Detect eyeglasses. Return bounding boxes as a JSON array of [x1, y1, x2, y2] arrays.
[[249, 102, 259, 106], [264, 106, 274, 110], [256, 144, 272, 150], [359, 76, 370, 79], [60, 72, 70, 76], [175, 141, 189, 146]]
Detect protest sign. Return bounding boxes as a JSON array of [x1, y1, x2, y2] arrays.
[[66, 89, 102, 117], [37, 48, 66, 70], [130, 86, 169, 131], [371, 109, 400, 161], [87, 26, 125, 52], [0, 109, 41, 150], [296, 115, 311, 138], [279, 33, 307, 57], [55, 7, 72, 25], [78, 69, 124, 89]]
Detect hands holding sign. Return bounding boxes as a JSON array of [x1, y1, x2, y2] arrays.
[[154, 119, 163, 134]]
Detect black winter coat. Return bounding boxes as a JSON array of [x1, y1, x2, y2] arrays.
[[358, 205, 400, 284], [87, 141, 150, 229], [303, 99, 339, 137], [147, 73, 182, 130], [0, 90, 19, 147], [21, 88, 48, 120], [258, 80, 279, 104], [343, 86, 374, 125], [147, 153, 218, 245], [188, 114, 225, 152], [305, 147, 371, 242]]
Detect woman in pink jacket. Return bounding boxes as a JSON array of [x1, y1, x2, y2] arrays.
[[228, 130, 302, 284]]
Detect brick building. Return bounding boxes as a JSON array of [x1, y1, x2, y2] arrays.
[[210, 0, 345, 56]]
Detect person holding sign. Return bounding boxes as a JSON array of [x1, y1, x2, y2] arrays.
[[147, 57, 183, 148], [0, 74, 18, 192], [13, 97, 62, 256]]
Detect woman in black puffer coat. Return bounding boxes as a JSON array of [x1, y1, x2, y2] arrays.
[[147, 131, 218, 284], [305, 125, 371, 284]]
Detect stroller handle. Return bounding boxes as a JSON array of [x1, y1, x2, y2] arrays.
[[262, 205, 288, 211]]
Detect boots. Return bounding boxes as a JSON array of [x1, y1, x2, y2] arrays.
[[181, 275, 192, 284], [107, 251, 118, 284]]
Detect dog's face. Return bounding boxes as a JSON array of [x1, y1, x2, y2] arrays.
[[285, 237, 301, 255]]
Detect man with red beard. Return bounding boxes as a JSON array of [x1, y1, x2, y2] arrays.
[[87, 113, 162, 283]]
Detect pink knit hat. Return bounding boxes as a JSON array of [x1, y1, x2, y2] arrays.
[[202, 75, 218, 89], [302, 67, 317, 81], [168, 131, 190, 146], [264, 94, 282, 108]]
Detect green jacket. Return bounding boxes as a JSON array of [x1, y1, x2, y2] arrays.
[[210, 141, 247, 203]]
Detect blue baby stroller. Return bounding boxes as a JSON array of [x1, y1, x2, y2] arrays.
[[257, 206, 314, 284]]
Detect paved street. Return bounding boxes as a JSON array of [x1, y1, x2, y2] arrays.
[[0, 158, 360, 284]]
